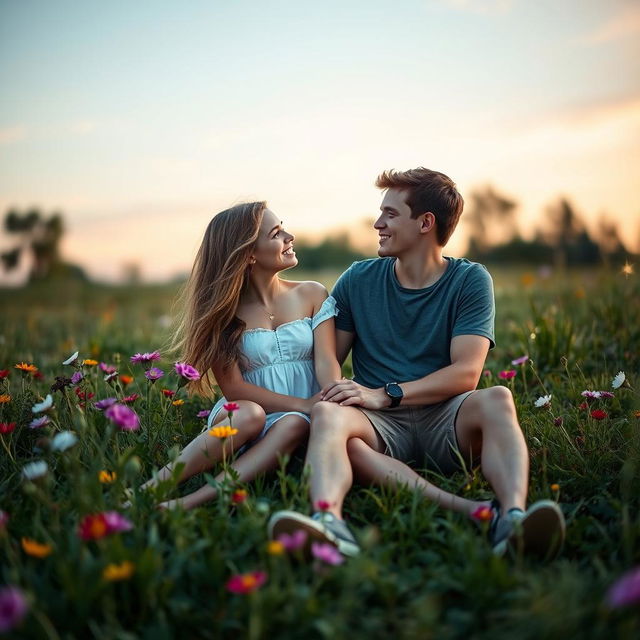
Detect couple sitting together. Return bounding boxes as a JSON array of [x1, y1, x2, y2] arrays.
[[141, 166, 566, 560]]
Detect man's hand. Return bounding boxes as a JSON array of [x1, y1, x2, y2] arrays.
[[320, 379, 388, 409]]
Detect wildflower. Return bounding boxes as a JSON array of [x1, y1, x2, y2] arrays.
[[482, 369, 492, 377], [277, 529, 308, 552], [15, 363, 38, 374], [94, 397, 117, 410], [22, 461, 48, 480], [130, 351, 161, 365], [104, 371, 118, 383], [511, 355, 529, 366], [105, 403, 140, 431], [71, 371, 83, 385], [99, 362, 117, 374], [208, 425, 238, 439], [0, 422, 16, 434], [553, 417, 564, 427], [32, 371, 44, 380], [611, 371, 626, 389], [62, 351, 79, 365], [0, 369, 9, 379], [315, 500, 331, 512], [591, 409, 608, 420], [32, 395, 54, 414], [197, 409, 211, 419], [78, 513, 109, 540], [226, 571, 267, 595], [75, 389, 94, 401], [498, 370, 516, 380], [232, 489, 248, 504], [161, 389, 175, 397], [550, 483, 560, 491], [578, 402, 588, 410], [635, 410, 640, 419], [98, 470, 117, 483], [51, 431, 78, 452], [174, 362, 201, 383], [172, 399, 185, 406], [311, 542, 344, 566], [223, 402, 240, 413], [599, 391, 615, 399], [103, 561, 135, 582], [0, 586, 29, 633], [21, 537, 53, 558], [267, 540, 285, 555], [471, 505, 493, 522], [581, 390, 601, 399], [50, 376, 72, 393], [103, 511, 133, 534], [119, 374, 134, 386], [605, 566, 640, 609], [122, 393, 139, 404], [621, 262, 634, 277], [534, 395, 552, 408], [0, 394, 10, 404], [83, 359, 98, 366], [145, 367, 164, 381]]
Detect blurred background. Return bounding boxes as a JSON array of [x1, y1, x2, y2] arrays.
[[0, 0, 638, 287]]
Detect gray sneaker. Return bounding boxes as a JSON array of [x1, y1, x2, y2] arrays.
[[268, 510, 360, 557], [491, 499, 566, 560]]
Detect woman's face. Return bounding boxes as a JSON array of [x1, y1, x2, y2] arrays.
[[251, 208, 297, 272]]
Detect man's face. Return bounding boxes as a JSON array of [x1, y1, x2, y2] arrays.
[[374, 188, 423, 258]]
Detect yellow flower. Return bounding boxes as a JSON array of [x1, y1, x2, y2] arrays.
[[0, 394, 11, 404], [267, 540, 285, 555], [83, 359, 98, 366], [15, 362, 38, 373], [621, 262, 634, 277], [172, 399, 185, 406], [208, 425, 239, 439], [550, 483, 560, 491], [98, 470, 117, 484], [21, 537, 53, 558], [103, 561, 135, 581]]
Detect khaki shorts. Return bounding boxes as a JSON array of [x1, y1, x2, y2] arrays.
[[358, 391, 476, 476]]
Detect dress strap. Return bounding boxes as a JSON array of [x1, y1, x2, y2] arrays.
[[311, 295, 338, 330]]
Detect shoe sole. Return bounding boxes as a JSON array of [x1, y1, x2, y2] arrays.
[[268, 510, 360, 557], [496, 500, 566, 560]]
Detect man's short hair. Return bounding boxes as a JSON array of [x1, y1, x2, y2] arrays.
[[375, 167, 464, 246]]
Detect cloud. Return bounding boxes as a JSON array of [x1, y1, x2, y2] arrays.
[[578, 2, 640, 45], [0, 125, 27, 145]]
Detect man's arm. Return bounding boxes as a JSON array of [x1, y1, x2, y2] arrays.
[[320, 334, 489, 409], [335, 329, 354, 366]]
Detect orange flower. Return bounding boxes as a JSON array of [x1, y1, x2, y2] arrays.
[[21, 537, 53, 558], [83, 359, 98, 366], [471, 505, 493, 522], [0, 395, 11, 404], [267, 540, 285, 555], [15, 363, 38, 373], [550, 483, 560, 491], [172, 399, 185, 406], [208, 425, 238, 439], [119, 375, 134, 386], [634, 410, 640, 419], [232, 489, 248, 504], [103, 561, 135, 581], [98, 470, 117, 484]]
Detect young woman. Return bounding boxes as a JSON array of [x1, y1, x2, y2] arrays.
[[142, 201, 341, 509]]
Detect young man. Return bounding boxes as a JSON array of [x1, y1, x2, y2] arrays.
[[268, 167, 565, 559]]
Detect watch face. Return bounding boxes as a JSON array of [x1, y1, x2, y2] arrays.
[[386, 383, 402, 398]]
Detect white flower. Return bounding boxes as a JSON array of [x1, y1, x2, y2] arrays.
[[32, 394, 54, 414], [534, 394, 552, 408], [62, 351, 79, 366], [611, 371, 626, 390], [50, 431, 78, 452], [22, 460, 48, 480]]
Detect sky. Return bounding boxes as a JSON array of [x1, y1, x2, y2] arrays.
[[1, 0, 639, 283]]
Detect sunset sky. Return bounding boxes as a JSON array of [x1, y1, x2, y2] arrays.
[[1, 0, 639, 283]]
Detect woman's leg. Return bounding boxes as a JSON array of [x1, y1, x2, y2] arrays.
[[141, 400, 266, 492], [346, 437, 488, 517], [161, 414, 309, 510]]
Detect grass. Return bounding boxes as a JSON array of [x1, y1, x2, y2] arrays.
[[0, 265, 639, 639]]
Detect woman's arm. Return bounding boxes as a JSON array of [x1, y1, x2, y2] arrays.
[[313, 316, 342, 387]]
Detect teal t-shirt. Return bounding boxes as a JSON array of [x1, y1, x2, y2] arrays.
[[332, 257, 495, 389]]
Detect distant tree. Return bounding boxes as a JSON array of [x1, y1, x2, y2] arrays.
[[596, 215, 628, 266], [465, 186, 518, 257], [292, 233, 367, 270]]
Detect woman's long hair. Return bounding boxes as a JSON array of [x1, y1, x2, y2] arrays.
[[170, 201, 266, 395]]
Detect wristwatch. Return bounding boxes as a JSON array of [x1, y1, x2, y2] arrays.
[[384, 382, 403, 408]]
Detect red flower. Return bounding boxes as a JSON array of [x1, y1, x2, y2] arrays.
[[315, 500, 331, 512], [471, 505, 493, 522], [122, 393, 139, 404], [0, 370, 9, 379], [78, 513, 109, 541], [226, 571, 267, 595], [223, 402, 240, 414], [498, 370, 516, 380], [0, 422, 16, 434], [578, 402, 588, 410], [162, 389, 175, 397], [553, 417, 564, 427], [231, 489, 248, 504], [75, 389, 95, 401], [32, 371, 44, 380], [591, 409, 608, 420]]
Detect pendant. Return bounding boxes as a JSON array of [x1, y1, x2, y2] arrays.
[[269, 313, 275, 320]]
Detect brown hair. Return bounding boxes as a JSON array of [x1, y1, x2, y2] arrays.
[[169, 201, 267, 395], [375, 167, 464, 246]]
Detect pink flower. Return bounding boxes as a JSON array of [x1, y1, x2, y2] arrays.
[[511, 355, 529, 366], [498, 370, 516, 380], [226, 571, 267, 595], [99, 363, 117, 374], [605, 566, 640, 609], [315, 500, 331, 512], [223, 402, 240, 413], [94, 397, 117, 410], [103, 511, 133, 534], [130, 351, 161, 365], [0, 422, 16, 434], [471, 505, 493, 522], [277, 529, 308, 552], [145, 367, 164, 381], [0, 586, 29, 633], [174, 362, 200, 382], [78, 511, 132, 540], [581, 390, 601, 399], [197, 409, 211, 419], [599, 391, 615, 399], [105, 403, 140, 431], [28, 416, 50, 429], [482, 369, 492, 377], [121, 393, 139, 404], [311, 542, 344, 566]]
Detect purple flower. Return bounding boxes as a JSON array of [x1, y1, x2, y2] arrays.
[[0, 586, 29, 633], [99, 363, 117, 374], [599, 391, 615, 399], [511, 355, 529, 366], [130, 351, 161, 364], [311, 542, 344, 566], [28, 416, 50, 429], [174, 362, 201, 382], [605, 566, 640, 609], [145, 367, 164, 381], [71, 371, 83, 385], [103, 511, 133, 534], [94, 397, 117, 410], [277, 529, 308, 552], [581, 390, 601, 399], [197, 409, 211, 419], [104, 403, 140, 431]]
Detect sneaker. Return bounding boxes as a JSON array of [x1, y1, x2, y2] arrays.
[[491, 499, 565, 560], [268, 510, 361, 557]]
